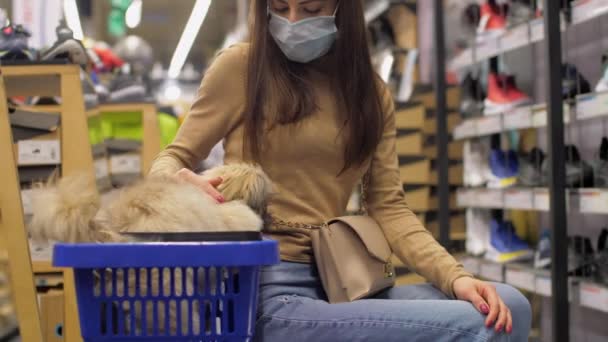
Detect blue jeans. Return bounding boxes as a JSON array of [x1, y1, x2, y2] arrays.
[[254, 262, 531, 342]]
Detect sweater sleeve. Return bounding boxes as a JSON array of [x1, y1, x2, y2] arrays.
[[149, 44, 248, 177], [367, 84, 473, 297]]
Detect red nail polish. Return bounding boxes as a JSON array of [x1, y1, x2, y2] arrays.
[[496, 325, 502, 332], [480, 304, 489, 314], [218, 196, 225, 203]]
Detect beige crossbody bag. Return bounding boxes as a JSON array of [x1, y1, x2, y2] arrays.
[[271, 169, 395, 303]]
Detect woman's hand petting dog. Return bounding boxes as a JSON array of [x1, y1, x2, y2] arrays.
[[174, 168, 225, 203]]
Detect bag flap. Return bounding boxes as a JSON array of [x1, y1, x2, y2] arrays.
[[327, 216, 392, 262]]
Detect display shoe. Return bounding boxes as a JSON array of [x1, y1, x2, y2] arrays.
[[507, 0, 535, 27], [534, 228, 551, 269], [596, 52, 608, 93], [593, 137, 608, 188], [541, 145, 595, 188], [460, 72, 486, 118], [568, 235, 597, 278], [464, 139, 490, 187], [596, 228, 608, 284], [0, 24, 35, 61], [484, 73, 532, 115], [466, 209, 492, 256], [41, 21, 88, 65], [107, 73, 147, 103], [477, 1, 508, 42], [487, 149, 519, 188], [517, 147, 545, 187], [562, 63, 591, 100], [486, 219, 534, 263]]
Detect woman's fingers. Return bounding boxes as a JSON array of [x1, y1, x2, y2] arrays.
[[481, 284, 500, 327], [506, 307, 513, 334], [175, 169, 225, 203], [494, 302, 509, 333]]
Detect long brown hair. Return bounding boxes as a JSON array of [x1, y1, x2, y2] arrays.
[[244, 0, 385, 173]]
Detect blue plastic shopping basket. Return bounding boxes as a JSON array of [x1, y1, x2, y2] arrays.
[[53, 239, 279, 342]]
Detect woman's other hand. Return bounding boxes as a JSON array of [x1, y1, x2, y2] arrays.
[[174, 168, 225, 203], [453, 277, 513, 334]]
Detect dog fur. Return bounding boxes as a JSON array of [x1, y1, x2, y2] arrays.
[[28, 163, 273, 244]]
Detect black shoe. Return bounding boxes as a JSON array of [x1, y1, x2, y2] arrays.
[[0, 24, 35, 61], [460, 72, 485, 118], [541, 145, 595, 188], [596, 228, 608, 284], [562, 63, 591, 101], [41, 21, 88, 65], [568, 235, 596, 278]]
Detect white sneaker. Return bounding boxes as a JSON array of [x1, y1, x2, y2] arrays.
[[464, 140, 490, 187], [466, 209, 491, 256], [596, 67, 608, 93]]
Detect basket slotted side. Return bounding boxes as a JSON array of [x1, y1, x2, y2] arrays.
[[54, 241, 279, 342]]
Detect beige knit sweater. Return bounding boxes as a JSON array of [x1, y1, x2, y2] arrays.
[[149, 43, 472, 295]]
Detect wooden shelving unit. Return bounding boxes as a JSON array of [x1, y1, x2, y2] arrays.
[[0, 63, 98, 342]]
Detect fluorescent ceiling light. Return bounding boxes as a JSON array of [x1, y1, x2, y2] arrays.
[[63, 0, 84, 40], [168, 0, 212, 79], [126, 0, 143, 29]]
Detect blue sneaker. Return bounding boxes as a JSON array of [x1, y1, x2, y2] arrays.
[[486, 219, 533, 263], [487, 149, 518, 188]]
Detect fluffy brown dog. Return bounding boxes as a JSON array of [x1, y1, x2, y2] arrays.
[[27, 163, 272, 335], [28, 163, 273, 244]]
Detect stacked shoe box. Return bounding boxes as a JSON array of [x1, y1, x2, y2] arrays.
[[106, 139, 142, 187], [10, 110, 62, 222], [88, 113, 112, 193], [397, 86, 466, 241], [101, 110, 144, 188]]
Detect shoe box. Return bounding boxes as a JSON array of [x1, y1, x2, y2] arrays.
[[10, 110, 62, 218], [386, 4, 418, 75], [106, 138, 142, 187], [395, 103, 425, 130], [10, 110, 61, 167], [403, 185, 457, 212], [425, 211, 466, 241], [411, 86, 460, 110]]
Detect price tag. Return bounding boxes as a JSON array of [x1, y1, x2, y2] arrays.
[[475, 38, 500, 60], [17, 140, 61, 166], [461, 257, 481, 275], [476, 189, 503, 208], [505, 267, 536, 292], [453, 120, 477, 140], [94, 158, 109, 180], [504, 188, 534, 209], [499, 23, 529, 52], [21, 188, 34, 215], [579, 282, 608, 313], [503, 106, 533, 130], [480, 262, 504, 282], [578, 189, 608, 214], [535, 276, 552, 297], [529, 18, 544, 42], [534, 188, 549, 211], [475, 115, 502, 135], [576, 92, 608, 120], [110, 154, 141, 174]]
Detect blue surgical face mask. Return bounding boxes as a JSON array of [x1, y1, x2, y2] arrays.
[[268, 6, 338, 63]]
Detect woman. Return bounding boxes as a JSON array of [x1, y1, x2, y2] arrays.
[[150, 0, 531, 340]]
